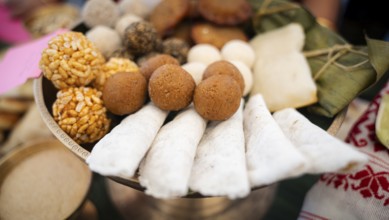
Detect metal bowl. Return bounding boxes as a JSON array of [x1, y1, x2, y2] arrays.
[[33, 75, 346, 196], [0, 138, 92, 219]]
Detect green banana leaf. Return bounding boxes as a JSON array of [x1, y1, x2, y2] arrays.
[[248, 0, 389, 117]]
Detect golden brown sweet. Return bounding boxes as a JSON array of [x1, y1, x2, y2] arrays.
[[140, 54, 180, 82], [202, 60, 245, 95], [52, 87, 110, 144], [149, 64, 195, 111], [103, 72, 147, 116], [94, 57, 139, 91], [149, 0, 189, 36], [194, 75, 241, 121], [191, 23, 248, 49], [197, 0, 252, 25], [40, 31, 105, 89]]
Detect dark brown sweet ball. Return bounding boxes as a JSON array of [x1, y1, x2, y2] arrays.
[[194, 75, 241, 121], [162, 38, 190, 64], [191, 23, 248, 49], [202, 60, 245, 95], [149, 64, 195, 111], [149, 0, 189, 36], [124, 21, 159, 55], [198, 0, 252, 25], [103, 72, 147, 115], [140, 54, 180, 82]]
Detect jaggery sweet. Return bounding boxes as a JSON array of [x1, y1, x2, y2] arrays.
[[148, 64, 195, 111], [140, 54, 179, 82], [194, 75, 241, 121], [103, 72, 147, 116], [202, 60, 245, 95]]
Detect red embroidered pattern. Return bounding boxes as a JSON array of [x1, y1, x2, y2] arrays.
[[320, 82, 389, 207], [320, 165, 389, 206]]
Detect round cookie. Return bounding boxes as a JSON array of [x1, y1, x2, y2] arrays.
[[198, 0, 252, 25], [140, 54, 179, 81], [202, 60, 245, 95], [191, 23, 248, 49], [149, 0, 189, 36], [221, 40, 255, 68], [103, 72, 147, 115], [149, 64, 195, 111], [187, 44, 221, 65], [194, 75, 241, 121]]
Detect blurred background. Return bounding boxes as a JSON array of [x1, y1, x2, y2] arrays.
[[0, 0, 387, 219]]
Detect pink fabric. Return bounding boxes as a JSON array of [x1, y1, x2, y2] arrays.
[[0, 29, 68, 94], [0, 5, 31, 44], [298, 82, 389, 220]]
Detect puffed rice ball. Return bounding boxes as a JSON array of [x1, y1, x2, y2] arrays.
[[86, 26, 122, 58], [40, 31, 105, 89], [181, 62, 206, 85], [187, 44, 222, 65], [94, 57, 139, 91], [229, 60, 253, 96], [52, 87, 110, 144], [82, 0, 120, 28], [221, 40, 255, 68]]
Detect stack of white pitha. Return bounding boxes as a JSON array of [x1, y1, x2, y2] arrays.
[[87, 23, 368, 199]]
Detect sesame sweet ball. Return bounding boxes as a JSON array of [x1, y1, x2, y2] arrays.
[[94, 57, 139, 91], [40, 31, 105, 89], [161, 38, 190, 64], [202, 60, 245, 95], [148, 64, 195, 111], [103, 72, 147, 115], [139, 54, 179, 82], [52, 87, 110, 144], [81, 0, 120, 28], [124, 21, 160, 55], [194, 74, 241, 121]]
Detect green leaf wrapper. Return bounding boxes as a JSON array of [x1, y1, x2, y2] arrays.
[[249, 0, 389, 117]]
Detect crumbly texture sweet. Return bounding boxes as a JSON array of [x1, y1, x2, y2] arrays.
[[191, 23, 248, 49], [149, 64, 195, 111], [94, 57, 139, 91], [194, 75, 241, 121], [40, 31, 105, 89], [86, 26, 122, 58], [162, 38, 189, 64], [202, 60, 245, 95], [140, 54, 179, 81], [103, 72, 147, 115], [149, 0, 189, 36], [124, 21, 160, 55], [198, 0, 252, 25], [52, 87, 110, 144], [81, 0, 120, 28]]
